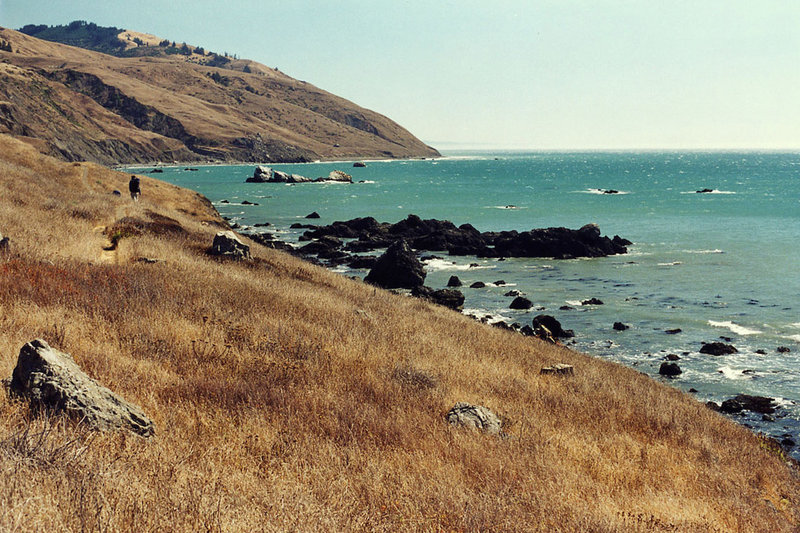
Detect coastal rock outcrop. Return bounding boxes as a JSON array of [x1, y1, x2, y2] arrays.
[[9, 339, 154, 437], [659, 362, 682, 376], [411, 286, 465, 311], [303, 215, 630, 258], [447, 275, 462, 287], [325, 170, 353, 183], [532, 315, 574, 339], [446, 402, 502, 435], [509, 296, 533, 310], [364, 239, 425, 289], [210, 231, 251, 260], [540, 364, 574, 376]]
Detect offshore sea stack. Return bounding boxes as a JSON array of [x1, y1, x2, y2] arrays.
[[303, 215, 631, 259]]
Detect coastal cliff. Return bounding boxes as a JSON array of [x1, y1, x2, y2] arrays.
[[0, 24, 439, 165], [0, 133, 798, 530]]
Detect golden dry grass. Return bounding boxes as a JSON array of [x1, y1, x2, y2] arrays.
[[1, 133, 799, 532]]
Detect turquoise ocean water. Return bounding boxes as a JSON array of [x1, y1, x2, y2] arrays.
[[140, 151, 800, 450]]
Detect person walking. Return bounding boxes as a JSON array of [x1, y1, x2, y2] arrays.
[[129, 175, 141, 202]]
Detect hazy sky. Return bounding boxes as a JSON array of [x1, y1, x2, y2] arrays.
[[2, 1, 799, 149]]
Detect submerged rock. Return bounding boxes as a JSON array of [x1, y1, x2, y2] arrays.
[[446, 402, 502, 435], [364, 239, 425, 289], [9, 339, 154, 437]]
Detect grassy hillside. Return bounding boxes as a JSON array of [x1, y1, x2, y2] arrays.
[[0, 25, 439, 165], [0, 132, 798, 531]]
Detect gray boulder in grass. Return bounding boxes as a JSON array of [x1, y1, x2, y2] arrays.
[[210, 231, 251, 260], [9, 339, 155, 437], [446, 402, 502, 435]]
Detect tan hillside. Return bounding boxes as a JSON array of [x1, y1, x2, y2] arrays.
[[1, 132, 799, 531], [0, 26, 439, 165]]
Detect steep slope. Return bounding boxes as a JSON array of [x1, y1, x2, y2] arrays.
[[0, 132, 799, 531], [0, 26, 439, 164]]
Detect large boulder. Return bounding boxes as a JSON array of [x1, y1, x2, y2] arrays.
[[9, 339, 154, 437], [246, 165, 273, 182], [446, 402, 502, 435], [271, 170, 312, 183], [210, 231, 251, 260], [364, 239, 426, 289], [509, 296, 533, 310]]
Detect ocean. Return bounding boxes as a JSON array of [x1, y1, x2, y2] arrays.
[[140, 151, 800, 452]]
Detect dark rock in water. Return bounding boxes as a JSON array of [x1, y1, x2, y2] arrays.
[[446, 402, 502, 435], [149, 168, 163, 173], [731, 394, 777, 414], [613, 322, 629, 331], [706, 401, 721, 411], [364, 239, 426, 289], [470, 281, 486, 289], [582, 298, 604, 305], [696, 188, 714, 193], [10, 339, 154, 437], [220, 199, 230, 204], [689, 388, 698, 393], [700, 342, 738, 356], [346, 255, 377, 269], [719, 399, 743, 413], [485, 223, 628, 259], [659, 362, 682, 376], [241, 200, 259, 205], [253, 222, 271, 227], [306, 211, 321, 219], [782, 437, 795, 448], [777, 346, 791, 353], [210, 231, 251, 260], [665, 328, 682, 335], [755, 349, 767, 355], [494, 280, 506, 286], [559, 305, 575, 311], [447, 275, 462, 287], [353, 162, 366, 168], [505, 290, 522, 297], [412, 286, 465, 311], [509, 296, 533, 310], [666, 354, 680, 361], [719, 336, 733, 342], [290, 223, 317, 229], [299, 235, 342, 255], [602, 189, 619, 194], [112, 190, 121, 196], [532, 315, 574, 338]]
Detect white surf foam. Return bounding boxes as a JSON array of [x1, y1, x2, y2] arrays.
[[680, 190, 736, 195], [709, 320, 762, 336], [657, 261, 683, 266], [783, 334, 800, 342], [717, 366, 750, 380], [578, 188, 630, 195], [684, 249, 724, 254], [423, 259, 494, 272]]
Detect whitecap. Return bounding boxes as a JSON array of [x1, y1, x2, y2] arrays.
[[783, 334, 800, 342], [423, 259, 494, 272], [487, 205, 527, 210], [577, 188, 629, 195], [709, 320, 762, 336], [565, 300, 583, 307], [717, 366, 750, 380], [790, 323, 800, 329], [462, 308, 512, 324], [657, 261, 683, 266], [360, 180, 376, 184], [680, 190, 736, 195], [684, 249, 724, 254]]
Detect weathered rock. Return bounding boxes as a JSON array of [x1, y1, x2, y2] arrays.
[[346, 255, 377, 269], [9, 339, 154, 437], [246, 165, 272, 182], [446, 402, 502, 434], [470, 281, 486, 289], [326, 170, 353, 183], [411, 286, 465, 311], [532, 315, 574, 338], [299, 235, 342, 255], [540, 364, 574, 376], [447, 275, 462, 287], [364, 239, 425, 289], [582, 298, 604, 305], [305, 211, 321, 219], [699, 342, 738, 356], [666, 354, 680, 361], [271, 170, 312, 183], [210, 231, 251, 260], [659, 362, 682, 376], [613, 322, 629, 331], [509, 296, 533, 310], [731, 394, 777, 414], [719, 399, 743, 414], [353, 162, 366, 168]]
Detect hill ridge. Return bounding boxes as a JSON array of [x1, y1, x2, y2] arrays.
[[0, 25, 439, 164]]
